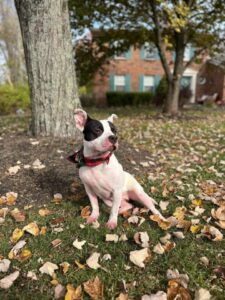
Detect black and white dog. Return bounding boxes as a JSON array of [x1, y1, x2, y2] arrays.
[[70, 109, 163, 229]]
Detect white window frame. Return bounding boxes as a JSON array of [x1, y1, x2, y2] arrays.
[[114, 75, 126, 91], [143, 43, 157, 60], [143, 75, 154, 92], [184, 45, 191, 62]]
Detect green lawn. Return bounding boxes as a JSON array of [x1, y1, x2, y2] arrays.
[[0, 106, 225, 299]]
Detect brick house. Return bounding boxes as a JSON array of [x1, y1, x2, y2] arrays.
[[92, 43, 225, 105]]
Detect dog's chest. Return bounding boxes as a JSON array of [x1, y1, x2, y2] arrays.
[[79, 158, 124, 199]]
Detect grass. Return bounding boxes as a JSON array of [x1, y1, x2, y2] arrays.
[[0, 106, 225, 299]]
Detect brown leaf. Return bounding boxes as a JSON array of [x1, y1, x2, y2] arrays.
[[38, 208, 52, 217], [51, 217, 65, 225], [51, 239, 62, 248], [6, 192, 18, 206], [150, 215, 172, 230], [83, 276, 104, 300], [116, 293, 129, 300], [80, 206, 91, 219], [167, 279, 191, 300], [213, 266, 225, 280], [10, 208, 26, 222]]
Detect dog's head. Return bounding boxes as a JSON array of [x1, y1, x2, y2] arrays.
[[74, 109, 118, 155]]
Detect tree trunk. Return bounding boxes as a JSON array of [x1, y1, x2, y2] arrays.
[[14, 0, 81, 137], [163, 78, 180, 115]]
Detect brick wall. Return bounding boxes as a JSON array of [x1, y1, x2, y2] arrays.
[[92, 47, 225, 105]]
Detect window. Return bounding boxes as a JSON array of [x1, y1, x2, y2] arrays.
[[141, 43, 159, 60], [113, 41, 132, 59], [184, 45, 194, 62], [114, 75, 126, 91], [143, 76, 154, 92]]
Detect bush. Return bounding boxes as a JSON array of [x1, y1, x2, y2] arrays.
[[106, 91, 154, 106], [0, 84, 30, 115], [179, 85, 193, 108]]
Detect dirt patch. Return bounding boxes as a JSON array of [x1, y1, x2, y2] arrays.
[[0, 128, 152, 207]]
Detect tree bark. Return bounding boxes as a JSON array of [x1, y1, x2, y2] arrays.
[[14, 0, 81, 137], [163, 78, 180, 115]]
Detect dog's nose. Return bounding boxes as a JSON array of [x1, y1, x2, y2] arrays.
[[108, 135, 118, 144]]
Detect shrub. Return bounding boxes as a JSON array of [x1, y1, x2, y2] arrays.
[[0, 84, 30, 115], [179, 85, 193, 108], [106, 91, 154, 106]]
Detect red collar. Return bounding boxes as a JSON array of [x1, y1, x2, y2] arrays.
[[67, 149, 113, 168]]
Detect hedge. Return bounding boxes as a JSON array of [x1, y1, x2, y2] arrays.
[[106, 91, 154, 106], [0, 84, 30, 115]]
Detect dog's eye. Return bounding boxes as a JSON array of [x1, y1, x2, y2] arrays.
[[95, 127, 102, 134]]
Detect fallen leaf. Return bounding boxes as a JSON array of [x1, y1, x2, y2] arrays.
[[32, 159, 45, 169], [0, 271, 20, 289], [54, 284, 66, 300], [6, 192, 18, 206], [213, 266, 225, 280], [172, 231, 185, 239], [86, 252, 101, 270], [129, 248, 151, 268], [102, 254, 111, 261], [200, 257, 209, 266], [27, 271, 37, 280], [167, 279, 191, 300], [194, 288, 212, 300], [83, 276, 103, 300], [40, 226, 47, 235], [38, 208, 52, 217], [166, 269, 189, 288], [8, 166, 20, 176], [173, 206, 187, 220], [60, 262, 70, 274], [150, 215, 172, 230], [0, 197, 6, 205], [159, 201, 169, 211], [0, 259, 11, 273], [0, 207, 9, 218], [10, 228, 24, 243], [51, 239, 62, 248], [141, 291, 167, 300], [116, 293, 129, 300], [8, 240, 26, 259], [153, 242, 165, 255], [81, 206, 91, 219], [39, 261, 58, 277], [51, 217, 65, 225], [128, 215, 139, 224], [52, 193, 63, 204], [106, 234, 119, 243], [201, 225, 223, 241], [65, 284, 82, 300], [160, 233, 171, 244], [134, 232, 149, 248], [119, 234, 128, 242], [23, 222, 39, 236], [74, 260, 85, 270], [17, 248, 32, 261], [10, 208, 26, 222], [73, 239, 86, 250]]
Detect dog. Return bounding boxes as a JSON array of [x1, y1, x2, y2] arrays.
[[70, 109, 164, 229]]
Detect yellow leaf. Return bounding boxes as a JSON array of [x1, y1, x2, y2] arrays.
[[173, 207, 186, 220], [192, 199, 203, 207], [23, 222, 39, 236], [10, 208, 26, 222], [40, 226, 47, 235], [190, 225, 201, 234], [51, 279, 59, 286], [0, 197, 6, 205], [74, 260, 85, 270], [60, 262, 70, 274], [65, 284, 82, 300], [10, 228, 24, 243], [17, 249, 32, 261], [6, 192, 18, 206]]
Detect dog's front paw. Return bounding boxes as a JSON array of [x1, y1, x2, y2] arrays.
[[86, 215, 98, 224], [105, 220, 117, 230]]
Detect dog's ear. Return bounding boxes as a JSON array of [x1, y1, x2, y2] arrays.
[[107, 114, 118, 123], [74, 109, 88, 131]]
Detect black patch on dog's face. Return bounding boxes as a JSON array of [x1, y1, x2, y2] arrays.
[[108, 121, 117, 135], [83, 117, 104, 141]]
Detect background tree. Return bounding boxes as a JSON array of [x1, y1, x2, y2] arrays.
[[0, 0, 26, 85], [15, 0, 80, 137], [69, 0, 225, 115]]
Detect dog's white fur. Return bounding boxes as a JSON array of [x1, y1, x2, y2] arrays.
[[74, 109, 164, 229]]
